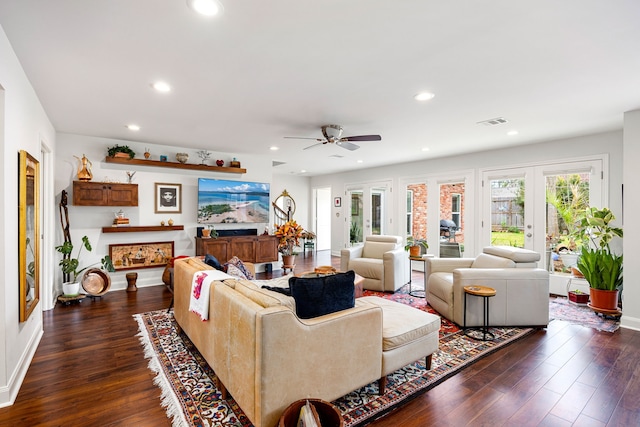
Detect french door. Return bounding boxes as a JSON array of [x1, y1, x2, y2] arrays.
[[482, 159, 604, 272], [346, 182, 391, 245]]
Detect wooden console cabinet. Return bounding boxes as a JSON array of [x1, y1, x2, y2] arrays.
[[195, 235, 279, 263], [73, 181, 138, 206]]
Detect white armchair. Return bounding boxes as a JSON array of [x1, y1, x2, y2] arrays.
[[426, 246, 549, 327], [341, 235, 405, 292]]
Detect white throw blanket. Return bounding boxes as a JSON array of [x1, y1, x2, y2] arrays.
[[189, 269, 234, 321]]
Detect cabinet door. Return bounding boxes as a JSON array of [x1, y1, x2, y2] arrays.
[[108, 183, 138, 206], [73, 181, 109, 205], [230, 237, 257, 262], [200, 238, 230, 262], [256, 236, 278, 263]]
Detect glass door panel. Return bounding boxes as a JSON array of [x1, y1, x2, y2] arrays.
[[489, 178, 526, 248], [346, 182, 391, 246], [348, 190, 364, 245], [439, 181, 467, 257]]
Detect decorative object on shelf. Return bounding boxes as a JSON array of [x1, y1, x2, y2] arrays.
[[107, 144, 136, 159], [155, 182, 182, 214], [168, 218, 174, 226], [160, 220, 165, 226], [19, 150, 40, 322], [575, 207, 623, 314], [113, 209, 129, 227], [160, 155, 168, 162], [201, 224, 218, 239], [109, 241, 175, 271], [176, 153, 189, 164], [144, 148, 151, 159], [126, 170, 136, 184], [216, 159, 224, 167], [229, 157, 241, 168], [74, 154, 93, 181], [197, 150, 212, 165]]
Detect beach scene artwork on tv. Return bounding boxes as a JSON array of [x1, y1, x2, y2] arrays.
[[198, 178, 270, 224]]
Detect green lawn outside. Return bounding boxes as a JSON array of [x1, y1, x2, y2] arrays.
[[491, 231, 525, 248]]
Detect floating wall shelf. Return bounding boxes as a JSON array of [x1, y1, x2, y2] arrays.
[[104, 156, 247, 174], [102, 225, 185, 233]]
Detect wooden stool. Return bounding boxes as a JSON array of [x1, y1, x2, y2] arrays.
[[463, 285, 496, 341]]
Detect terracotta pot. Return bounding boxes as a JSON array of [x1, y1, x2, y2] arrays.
[[409, 245, 421, 257], [589, 288, 619, 311], [282, 255, 296, 267], [202, 229, 211, 238]]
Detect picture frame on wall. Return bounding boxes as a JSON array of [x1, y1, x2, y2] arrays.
[[155, 183, 182, 213], [334, 197, 341, 207], [109, 241, 174, 271]]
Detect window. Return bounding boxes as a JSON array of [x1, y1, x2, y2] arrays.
[[406, 190, 414, 236], [451, 193, 461, 228]]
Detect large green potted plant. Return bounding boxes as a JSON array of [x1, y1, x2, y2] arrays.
[[575, 207, 623, 312], [107, 144, 136, 159]]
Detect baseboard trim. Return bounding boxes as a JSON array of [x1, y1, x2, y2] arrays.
[[0, 325, 43, 407]]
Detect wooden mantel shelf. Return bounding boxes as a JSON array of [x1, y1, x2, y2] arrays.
[[104, 156, 247, 174], [102, 225, 185, 233]]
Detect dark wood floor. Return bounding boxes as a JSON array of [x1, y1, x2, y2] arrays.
[[1, 251, 638, 426]]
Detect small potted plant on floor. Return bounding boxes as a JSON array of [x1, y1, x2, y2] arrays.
[[56, 236, 114, 296], [405, 236, 428, 257], [274, 220, 304, 268], [575, 207, 623, 313]]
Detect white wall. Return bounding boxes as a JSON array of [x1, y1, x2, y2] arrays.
[[55, 133, 276, 290], [0, 26, 56, 406], [622, 110, 640, 330]]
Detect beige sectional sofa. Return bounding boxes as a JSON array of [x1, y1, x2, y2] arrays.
[[426, 246, 549, 327], [174, 257, 440, 427]]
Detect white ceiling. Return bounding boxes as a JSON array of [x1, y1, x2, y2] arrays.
[[1, 0, 639, 176]]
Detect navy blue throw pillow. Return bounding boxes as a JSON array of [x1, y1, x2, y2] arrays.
[[289, 271, 356, 319], [204, 254, 223, 271]]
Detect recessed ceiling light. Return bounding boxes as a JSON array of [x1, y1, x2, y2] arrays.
[[414, 92, 435, 101], [300, 169, 307, 173], [270, 146, 279, 151], [187, 0, 224, 16], [126, 124, 140, 131], [507, 130, 519, 136], [421, 147, 430, 152], [357, 160, 364, 164], [151, 81, 171, 93]]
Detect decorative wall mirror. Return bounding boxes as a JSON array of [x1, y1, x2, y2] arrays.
[[273, 189, 296, 223], [19, 150, 40, 322]]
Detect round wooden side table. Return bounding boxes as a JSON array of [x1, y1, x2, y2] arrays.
[[463, 285, 496, 341]]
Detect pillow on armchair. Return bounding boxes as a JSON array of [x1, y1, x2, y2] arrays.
[[289, 271, 356, 319]]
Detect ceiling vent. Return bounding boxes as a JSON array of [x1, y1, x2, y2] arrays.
[[272, 161, 286, 167], [477, 117, 508, 126], [329, 154, 344, 159]]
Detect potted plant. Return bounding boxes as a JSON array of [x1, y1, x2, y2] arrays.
[[201, 224, 218, 239], [274, 220, 303, 268], [404, 236, 428, 257], [107, 144, 136, 159], [574, 207, 623, 312], [56, 236, 114, 296]]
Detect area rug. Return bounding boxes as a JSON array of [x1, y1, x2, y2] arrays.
[[134, 302, 533, 426], [549, 297, 620, 332]]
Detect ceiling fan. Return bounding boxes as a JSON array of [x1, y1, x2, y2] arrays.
[[284, 124, 381, 151]]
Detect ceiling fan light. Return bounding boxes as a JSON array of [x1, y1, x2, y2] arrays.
[[187, 0, 223, 16]]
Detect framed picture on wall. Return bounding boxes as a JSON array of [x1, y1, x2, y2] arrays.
[[109, 241, 174, 271], [334, 197, 341, 207], [155, 183, 182, 213]]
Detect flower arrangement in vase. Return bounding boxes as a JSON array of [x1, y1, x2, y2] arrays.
[[274, 220, 304, 257]]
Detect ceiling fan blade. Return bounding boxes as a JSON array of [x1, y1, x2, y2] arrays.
[[303, 142, 325, 150], [341, 134, 382, 142], [284, 136, 324, 141], [336, 141, 360, 151]]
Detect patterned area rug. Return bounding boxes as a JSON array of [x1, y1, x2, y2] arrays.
[[135, 293, 533, 426], [549, 297, 620, 332]]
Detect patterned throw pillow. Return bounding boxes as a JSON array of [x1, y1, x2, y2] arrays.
[[223, 256, 255, 280]]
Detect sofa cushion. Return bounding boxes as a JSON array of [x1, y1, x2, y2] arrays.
[[361, 241, 397, 259], [204, 253, 224, 271], [471, 253, 515, 268], [359, 296, 440, 351], [289, 271, 356, 319], [348, 258, 383, 279], [482, 246, 540, 263], [223, 256, 255, 280], [233, 280, 294, 310]]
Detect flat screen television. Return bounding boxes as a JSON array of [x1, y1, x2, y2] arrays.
[[197, 178, 270, 224]]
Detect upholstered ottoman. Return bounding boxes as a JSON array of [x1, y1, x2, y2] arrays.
[[359, 296, 440, 393]]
